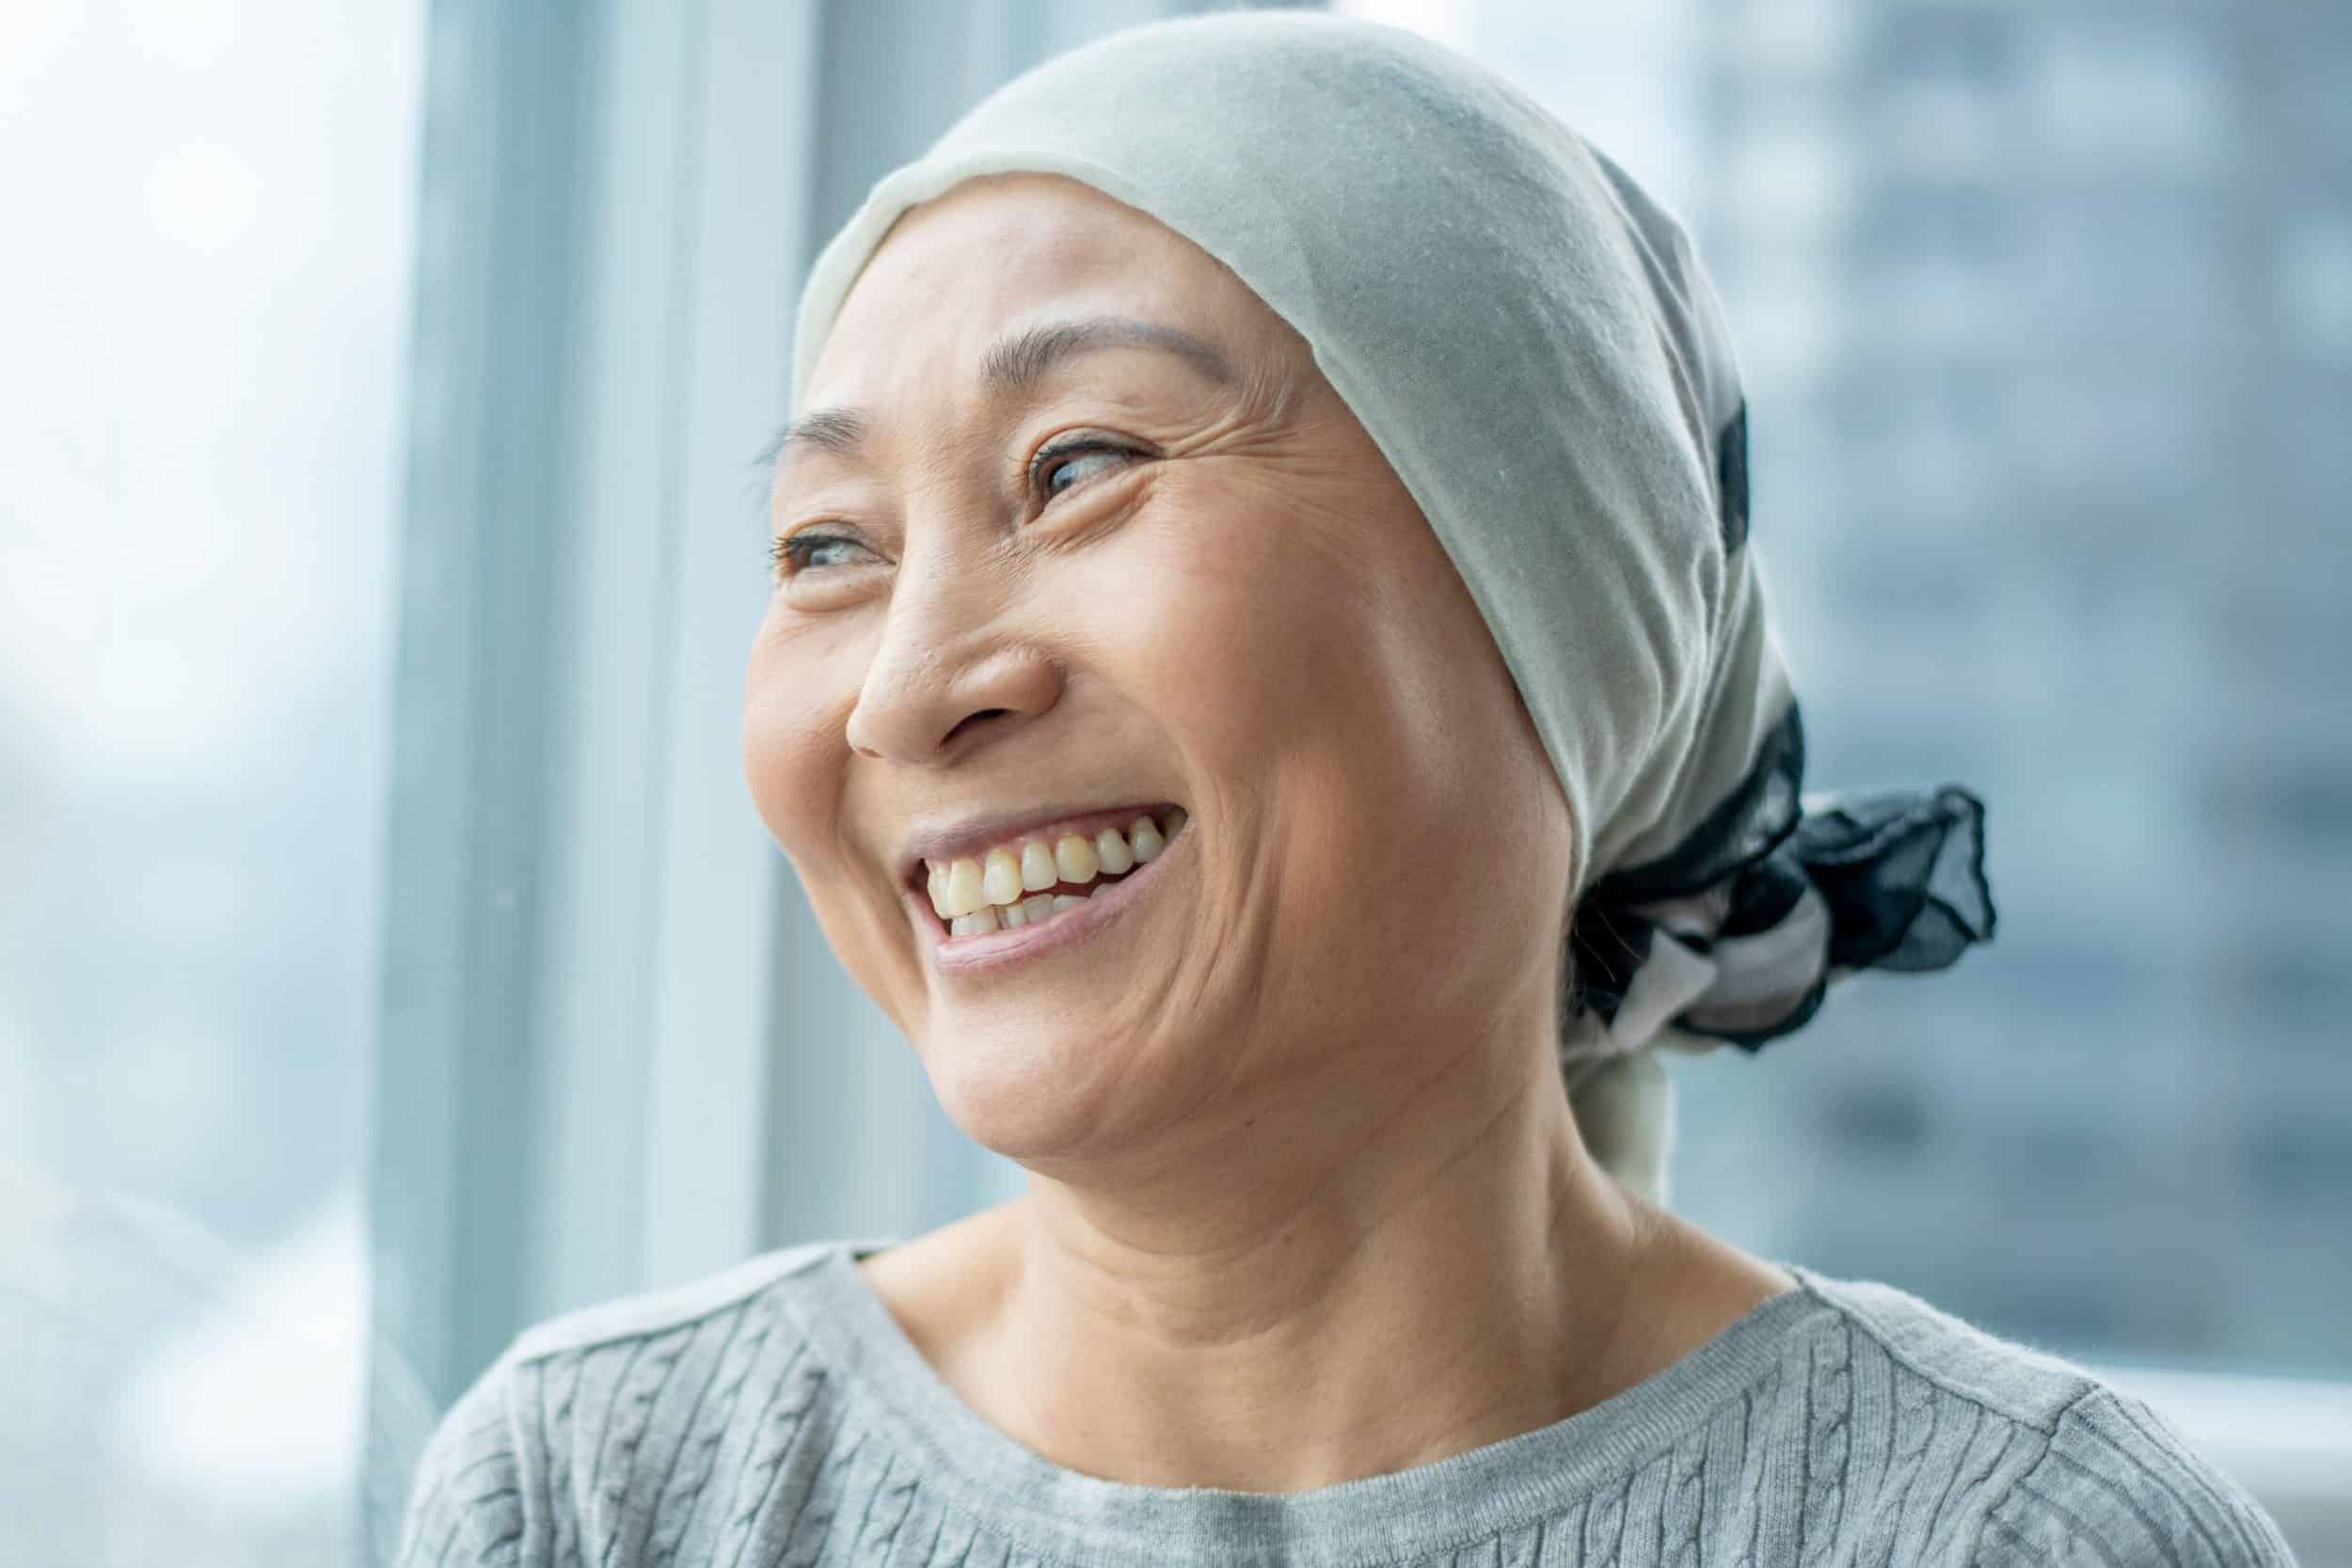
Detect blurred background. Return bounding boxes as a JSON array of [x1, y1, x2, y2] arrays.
[[2, 0, 2345, 1562]]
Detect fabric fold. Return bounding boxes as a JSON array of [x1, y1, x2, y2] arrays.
[[1566, 697, 1994, 1060]]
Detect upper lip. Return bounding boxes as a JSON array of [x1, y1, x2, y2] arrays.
[[898, 800, 1182, 890]]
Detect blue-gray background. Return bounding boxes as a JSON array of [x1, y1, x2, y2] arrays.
[[3, 1, 2344, 1562]]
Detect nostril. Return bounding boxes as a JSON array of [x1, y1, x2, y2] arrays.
[[942, 708, 1012, 748]]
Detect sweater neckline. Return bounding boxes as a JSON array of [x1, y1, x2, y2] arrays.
[[780, 1239, 1836, 1568]]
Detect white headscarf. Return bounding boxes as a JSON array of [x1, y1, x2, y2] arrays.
[[789, 12, 1994, 1204]]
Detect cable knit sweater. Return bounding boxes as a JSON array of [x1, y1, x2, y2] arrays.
[[393, 1239, 2297, 1567]]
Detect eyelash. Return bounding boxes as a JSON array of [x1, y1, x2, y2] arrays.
[[768, 436, 1139, 580], [769, 532, 859, 578]]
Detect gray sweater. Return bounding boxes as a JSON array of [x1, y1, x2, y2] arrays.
[[393, 1239, 2297, 1567]]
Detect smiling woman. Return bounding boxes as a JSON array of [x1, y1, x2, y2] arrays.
[[745, 171, 1579, 1177], [393, 13, 2293, 1568]]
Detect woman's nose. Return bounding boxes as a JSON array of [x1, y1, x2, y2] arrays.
[[842, 562, 1065, 767]]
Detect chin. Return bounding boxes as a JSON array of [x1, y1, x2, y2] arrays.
[[916, 1023, 1183, 1166]]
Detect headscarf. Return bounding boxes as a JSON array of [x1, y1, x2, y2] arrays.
[[788, 11, 1995, 1204]]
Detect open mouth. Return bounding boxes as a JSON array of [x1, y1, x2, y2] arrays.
[[907, 803, 1190, 943]]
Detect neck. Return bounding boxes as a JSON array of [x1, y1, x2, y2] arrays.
[[917, 1026, 1684, 1493]]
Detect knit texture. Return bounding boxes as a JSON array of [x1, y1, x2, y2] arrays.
[[393, 1241, 2298, 1568]]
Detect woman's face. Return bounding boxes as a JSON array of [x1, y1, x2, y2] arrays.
[[745, 173, 1572, 1168]]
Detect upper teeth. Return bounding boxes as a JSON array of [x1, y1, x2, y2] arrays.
[[926, 808, 1184, 922]]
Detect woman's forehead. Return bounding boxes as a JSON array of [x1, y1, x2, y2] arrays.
[[806, 174, 1285, 405], [872, 172, 1184, 287]]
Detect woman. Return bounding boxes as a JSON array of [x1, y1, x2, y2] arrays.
[[396, 14, 2295, 1566]]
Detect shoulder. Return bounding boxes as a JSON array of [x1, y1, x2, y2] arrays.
[[394, 1338, 526, 1568], [1789, 1266, 2102, 1428], [392, 1240, 856, 1568], [1979, 1386, 2302, 1567], [503, 1237, 844, 1363], [1788, 1267, 2299, 1566]]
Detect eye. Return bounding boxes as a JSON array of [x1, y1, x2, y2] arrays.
[[769, 531, 873, 579], [1030, 437, 1138, 500]]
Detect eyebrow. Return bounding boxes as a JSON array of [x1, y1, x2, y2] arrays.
[[755, 314, 1236, 472]]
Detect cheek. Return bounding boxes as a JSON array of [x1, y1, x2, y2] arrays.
[[1087, 482, 1440, 929], [1101, 489, 1386, 764], [1114, 471, 1555, 912], [739, 616, 854, 854], [741, 623, 922, 1011]]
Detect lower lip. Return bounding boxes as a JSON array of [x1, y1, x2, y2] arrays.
[[917, 827, 1191, 976]]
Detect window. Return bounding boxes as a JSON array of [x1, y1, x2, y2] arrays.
[[3, 0, 424, 1557]]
